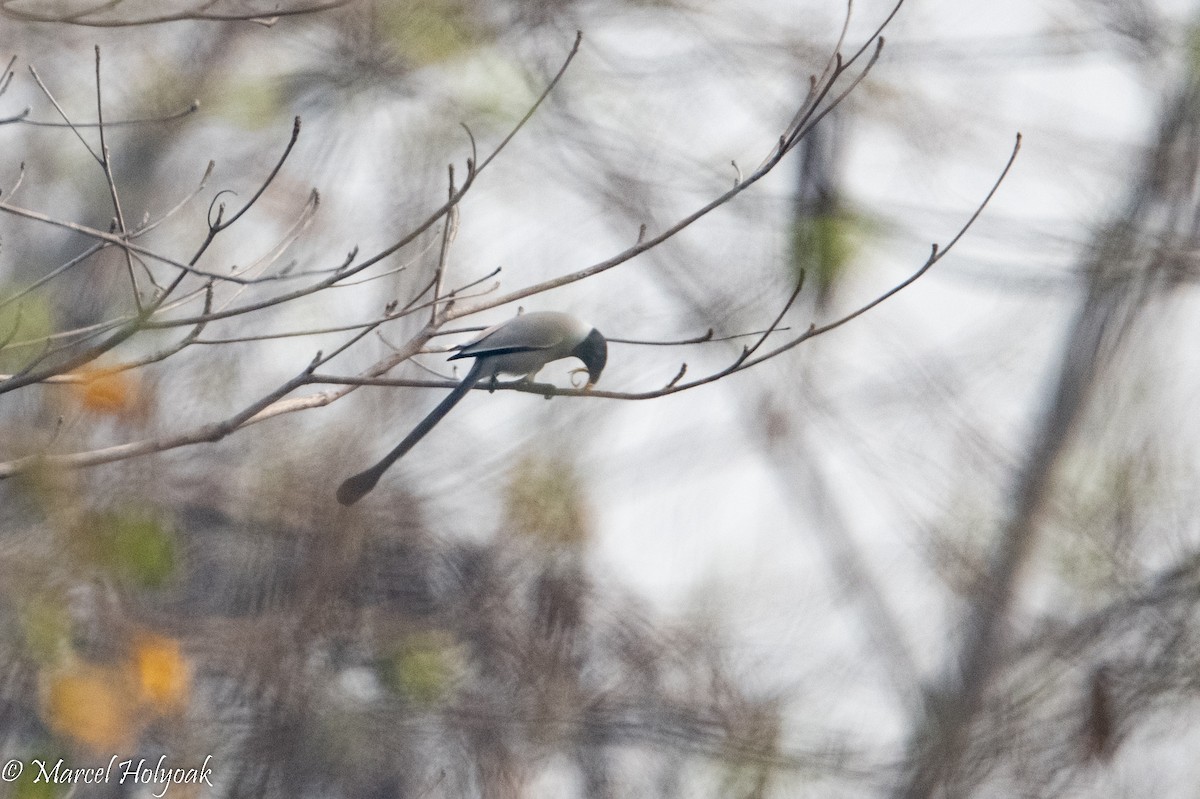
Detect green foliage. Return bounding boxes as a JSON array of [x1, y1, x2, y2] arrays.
[[717, 703, 781, 799], [12, 754, 67, 799], [381, 0, 480, 66], [79, 510, 177, 589], [503, 454, 591, 548], [0, 292, 55, 374], [1187, 23, 1200, 77], [213, 78, 284, 129], [19, 597, 71, 665], [383, 631, 457, 705], [788, 208, 870, 301], [1051, 448, 1156, 596]]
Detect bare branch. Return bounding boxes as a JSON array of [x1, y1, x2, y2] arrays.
[[0, 12, 943, 483], [213, 116, 302, 232], [26, 65, 101, 163], [17, 99, 200, 128], [93, 45, 145, 311], [476, 31, 582, 174], [0, 242, 106, 311], [446, 34, 889, 321], [738, 271, 806, 365], [0, 106, 31, 125], [132, 160, 215, 237], [0, 323, 431, 479], [0, 160, 24, 198], [664, 363, 687, 389], [0, 198, 306, 286], [0, 304, 22, 350], [0, 54, 15, 96], [0, 354, 320, 478], [0, 0, 354, 27], [688, 135, 1019, 390], [124, 32, 581, 331], [319, 131, 1018, 404], [430, 166, 460, 323]]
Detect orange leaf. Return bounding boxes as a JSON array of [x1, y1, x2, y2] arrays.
[[132, 633, 190, 714], [70, 366, 139, 415]]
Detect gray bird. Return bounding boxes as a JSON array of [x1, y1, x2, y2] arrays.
[[337, 311, 607, 505]]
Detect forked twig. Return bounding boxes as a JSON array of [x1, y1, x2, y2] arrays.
[[0, 7, 959, 482]]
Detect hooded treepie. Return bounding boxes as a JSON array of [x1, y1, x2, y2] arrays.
[[337, 311, 607, 505]]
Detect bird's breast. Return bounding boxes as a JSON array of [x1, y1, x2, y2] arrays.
[[480, 350, 556, 379]]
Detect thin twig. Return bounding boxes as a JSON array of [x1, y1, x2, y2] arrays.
[[317, 132, 1019, 403], [214, 116, 302, 231], [0, 242, 106, 311], [738, 132, 1022, 370], [0, 0, 354, 26], [132, 160, 215, 237], [430, 165, 459, 323], [0, 107, 31, 125], [607, 327, 792, 346], [93, 46, 145, 310], [0, 200, 247, 284], [0, 160, 25, 198], [0, 54, 15, 97], [739, 270, 806, 364], [26, 65, 100, 162], [18, 99, 199, 128], [111, 33, 580, 332], [476, 31, 582, 173], [445, 33, 887, 322], [0, 15, 940, 479]]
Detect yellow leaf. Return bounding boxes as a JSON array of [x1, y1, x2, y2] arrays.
[[42, 664, 136, 753], [132, 633, 190, 714]]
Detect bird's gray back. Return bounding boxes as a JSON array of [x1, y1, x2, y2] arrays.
[[454, 311, 587, 358]]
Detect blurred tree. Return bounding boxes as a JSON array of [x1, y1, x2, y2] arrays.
[[19, 1, 1188, 799]]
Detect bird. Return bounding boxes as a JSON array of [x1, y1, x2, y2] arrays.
[[337, 311, 607, 506]]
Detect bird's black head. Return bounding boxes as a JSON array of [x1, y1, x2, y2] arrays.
[[573, 328, 607, 387]]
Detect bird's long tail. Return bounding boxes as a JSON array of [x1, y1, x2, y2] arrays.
[[337, 360, 485, 505]]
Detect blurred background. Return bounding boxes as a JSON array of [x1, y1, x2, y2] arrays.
[[3, 0, 1200, 796]]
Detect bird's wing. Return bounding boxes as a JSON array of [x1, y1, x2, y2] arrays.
[[449, 315, 566, 360]]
